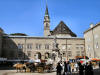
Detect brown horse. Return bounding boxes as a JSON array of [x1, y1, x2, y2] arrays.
[[13, 63, 26, 72]]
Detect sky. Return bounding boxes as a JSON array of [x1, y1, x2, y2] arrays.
[[0, 0, 100, 37]]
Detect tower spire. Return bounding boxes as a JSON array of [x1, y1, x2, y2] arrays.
[[45, 0, 49, 17], [44, 0, 51, 36]]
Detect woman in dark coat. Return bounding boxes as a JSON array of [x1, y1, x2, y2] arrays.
[[99, 62, 100, 68], [63, 61, 68, 75], [78, 62, 84, 75], [85, 62, 89, 75], [56, 63, 62, 75], [88, 62, 94, 75]]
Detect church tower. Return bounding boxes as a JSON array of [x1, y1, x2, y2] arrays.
[[44, 4, 51, 36]]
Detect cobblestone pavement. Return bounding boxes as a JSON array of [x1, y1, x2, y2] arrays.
[[0, 68, 100, 75], [0, 70, 14, 75], [8, 72, 56, 75], [0, 70, 79, 75], [0, 70, 56, 75]]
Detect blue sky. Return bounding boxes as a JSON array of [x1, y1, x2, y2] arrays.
[[0, 0, 100, 37]]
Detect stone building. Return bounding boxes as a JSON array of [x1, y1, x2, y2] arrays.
[[84, 23, 100, 59], [0, 5, 85, 61], [2, 36, 85, 60], [0, 28, 4, 57]]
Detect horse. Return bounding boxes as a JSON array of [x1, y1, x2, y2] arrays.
[[13, 63, 26, 72]]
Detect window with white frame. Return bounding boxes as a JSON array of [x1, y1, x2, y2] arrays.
[[67, 45, 71, 50], [62, 45, 66, 49], [67, 51, 72, 57], [87, 45, 90, 51], [76, 51, 80, 56], [81, 51, 85, 56], [45, 44, 49, 50], [36, 44, 41, 50], [96, 42, 99, 49], [27, 44, 32, 50], [81, 46, 84, 50], [88, 38, 91, 42], [18, 44, 23, 50], [94, 34, 98, 39], [76, 47, 79, 50]]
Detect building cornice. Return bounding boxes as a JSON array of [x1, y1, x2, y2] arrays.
[[84, 23, 100, 34], [3, 35, 84, 40]]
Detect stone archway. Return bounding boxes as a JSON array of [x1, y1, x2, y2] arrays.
[[35, 52, 41, 59], [45, 52, 50, 59]]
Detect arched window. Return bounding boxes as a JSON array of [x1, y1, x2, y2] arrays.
[[46, 23, 49, 27]]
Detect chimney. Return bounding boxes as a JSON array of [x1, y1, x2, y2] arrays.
[[90, 23, 94, 28]]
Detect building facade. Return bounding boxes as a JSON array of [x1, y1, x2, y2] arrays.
[[0, 28, 4, 57], [0, 33, 2, 57], [0, 5, 86, 61], [84, 23, 100, 58], [2, 36, 85, 60]]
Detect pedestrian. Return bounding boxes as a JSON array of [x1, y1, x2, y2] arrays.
[[85, 62, 89, 75], [71, 63, 74, 72], [74, 63, 79, 72], [88, 62, 94, 75], [60, 62, 64, 75], [78, 62, 84, 75], [56, 63, 62, 75], [67, 61, 72, 75], [63, 61, 68, 75], [99, 62, 100, 69]]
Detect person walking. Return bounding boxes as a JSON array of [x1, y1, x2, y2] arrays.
[[85, 62, 89, 75], [74, 63, 79, 72], [63, 61, 68, 75], [99, 62, 100, 69], [67, 61, 72, 75], [71, 63, 74, 72], [88, 62, 94, 75], [56, 63, 62, 75], [78, 62, 84, 75], [60, 62, 64, 75]]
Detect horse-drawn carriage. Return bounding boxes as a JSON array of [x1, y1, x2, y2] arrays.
[[13, 59, 53, 73], [36, 63, 53, 73]]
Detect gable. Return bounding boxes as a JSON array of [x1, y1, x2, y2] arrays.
[[51, 21, 77, 37]]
